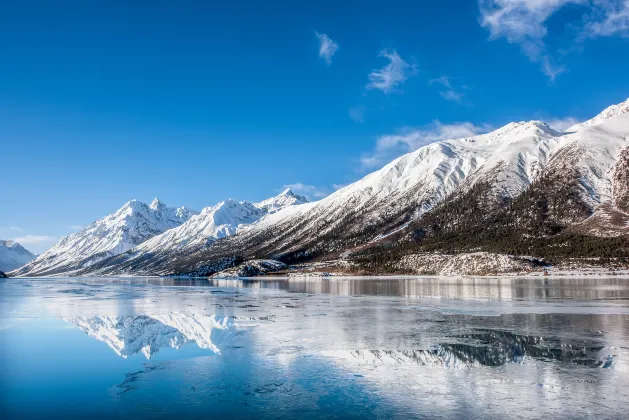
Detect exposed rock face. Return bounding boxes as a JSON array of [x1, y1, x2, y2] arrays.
[[211, 259, 287, 278], [570, 202, 629, 237], [613, 146, 629, 213], [396, 252, 546, 276], [0, 271, 7, 278]]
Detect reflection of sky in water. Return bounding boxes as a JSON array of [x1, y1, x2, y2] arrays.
[[1, 277, 629, 418]]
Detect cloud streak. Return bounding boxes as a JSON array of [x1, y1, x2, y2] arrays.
[[583, 1, 629, 38], [478, 0, 629, 80], [12, 235, 57, 246], [361, 122, 491, 169], [315, 31, 339, 65], [430, 76, 465, 103], [367, 49, 417, 94], [0, 226, 23, 234], [348, 105, 366, 123], [547, 116, 579, 132]]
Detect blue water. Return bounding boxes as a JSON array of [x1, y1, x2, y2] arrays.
[[1, 276, 629, 418]]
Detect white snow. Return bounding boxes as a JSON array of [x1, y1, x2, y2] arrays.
[[13, 199, 196, 276], [566, 98, 629, 132], [0, 240, 36, 272], [254, 188, 308, 214], [76, 189, 309, 273], [560, 114, 629, 206]]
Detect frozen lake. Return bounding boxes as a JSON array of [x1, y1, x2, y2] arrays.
[[1, 276, 629, 418]]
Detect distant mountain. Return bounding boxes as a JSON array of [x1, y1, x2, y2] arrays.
[[11, 198, 197, 276], [254, 188, 308, 214], [15, 189, 308, 277], [0, 240, 35, 272]]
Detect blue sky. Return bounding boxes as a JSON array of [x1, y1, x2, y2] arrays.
[[2, 0, 629, 253]]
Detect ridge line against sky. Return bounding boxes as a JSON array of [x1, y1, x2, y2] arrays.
[[1, 0, 628, 253]]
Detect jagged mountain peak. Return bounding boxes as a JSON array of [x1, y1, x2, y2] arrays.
[[254, 189, 308, 214], [0, 239, 36, 272], [277, 187, 306, 199], [119, 199, 153, 215], [149, 197, 165, 210], [12, 197, 196, 276], [567, 98, 629, 133], [80, 190, 312, 275]]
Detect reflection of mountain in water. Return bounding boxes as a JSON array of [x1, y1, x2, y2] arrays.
[[327, 330, 617, 369], [66, 313, 237, 359], [208, 277, 629, 301]]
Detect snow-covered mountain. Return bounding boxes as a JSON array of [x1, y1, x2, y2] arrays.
[[254, 188, 308, 213], [138, 189, 306, 253], [18, 189, 308, 276], [189, 117, 602, 263], [13, 98, 629, 277], [66, 313, 238, 359], [0, 240, 36, 272], [167, 98, 628, 272], [12, 198, 196, 277], [566, 98, 629, 132]]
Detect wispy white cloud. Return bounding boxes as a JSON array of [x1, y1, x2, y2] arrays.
[[12, 235, 57, 246], [70, 225, 85, 231], [282, 183, 329, 200], [541, 56, 566, 81], [0, 226, 23, 235], [9, 235, 57, 255], [315, 31, 339, 65], [547, 116, 579, 131], [367, 49, 417, 94], [332, 183, 349, 191], [478, 0, 629, 79], [583, 0, 629, 38], [479, 0, 579, 79], [361, 122, 491, 169], [348, 105, 366, 123], [430, 76, 465, 103]]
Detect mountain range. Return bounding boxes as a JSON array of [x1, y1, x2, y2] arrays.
[[8, 98, 629, 277]]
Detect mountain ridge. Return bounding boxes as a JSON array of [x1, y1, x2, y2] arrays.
[[12, 97, 629, 277]]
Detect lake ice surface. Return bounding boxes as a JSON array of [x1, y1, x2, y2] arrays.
[[1, 276, 629, 419]]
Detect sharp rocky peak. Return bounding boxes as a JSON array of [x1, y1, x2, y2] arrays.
[[149, 197, 166, 210]]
